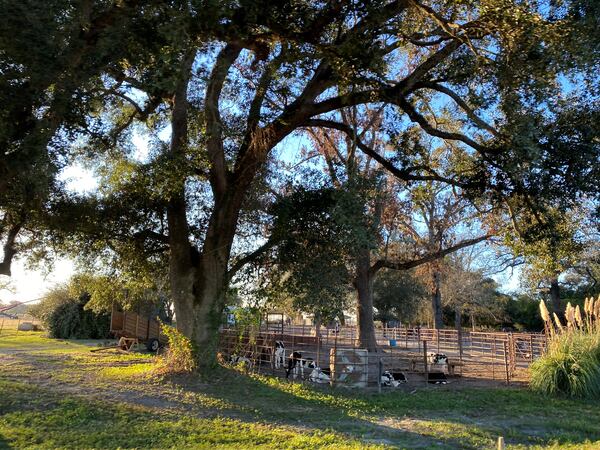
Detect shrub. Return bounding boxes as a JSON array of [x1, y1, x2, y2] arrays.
[[531, 296, 600, 398], [30, 286, 110, 339], [155, 324, 197, 374]]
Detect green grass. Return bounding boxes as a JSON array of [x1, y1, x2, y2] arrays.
[[0, 331, 95, 353], [99, 362, 155, 380], [0, 380, 378, 450], [2, 333, 600, 449]]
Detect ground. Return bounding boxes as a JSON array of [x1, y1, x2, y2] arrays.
[[1, 332, 599, 449]]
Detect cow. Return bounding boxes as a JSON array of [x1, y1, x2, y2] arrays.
[[427, 352, 448, 372], [285, 351, 305, 379], [380, 370, 408, 387], [229, 355, 253, 369], [285, 352, 318, 379], [428, 352, 448, 365], [427, 372, 448, 384], [273, 340, 286, 369], [308, 367, 331, 384]]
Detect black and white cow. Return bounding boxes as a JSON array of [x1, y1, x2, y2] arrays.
[[308, 366, 331, 383], [285, 351, 317, 379], [427, 352, 448, 371], [230, 355, 253, 369], [273, 340, 286, 369], [427, 352, 448, 384], [428, 352, 448, 365], [380, 371, 408, 387], [427, 372, 448, 384]]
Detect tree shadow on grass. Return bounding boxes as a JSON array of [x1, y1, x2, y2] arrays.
[[162, 367, 600, 449], [158, 367, 455, 448]]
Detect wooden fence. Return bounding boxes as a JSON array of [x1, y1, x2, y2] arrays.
[[219, 324, 547, 386]]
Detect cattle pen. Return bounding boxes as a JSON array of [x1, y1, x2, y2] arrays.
[[218, 324, 547, 388]]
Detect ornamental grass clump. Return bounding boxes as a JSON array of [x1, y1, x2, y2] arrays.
[[531, 295, 600, 398]]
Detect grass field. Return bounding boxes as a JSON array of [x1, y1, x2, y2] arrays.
[[1, 332, 600, 449]]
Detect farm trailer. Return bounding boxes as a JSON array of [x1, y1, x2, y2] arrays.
[[110, 304, 167, 351]]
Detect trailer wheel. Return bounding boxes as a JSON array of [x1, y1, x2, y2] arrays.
[[147, 338, 160, 352]]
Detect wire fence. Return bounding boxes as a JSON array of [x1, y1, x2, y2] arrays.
[[218, 325, 547, 387], [0, 314, 43, 338]]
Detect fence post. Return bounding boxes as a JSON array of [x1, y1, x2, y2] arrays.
[[497, 436, 505, 450], [0, 318, 4, 337], [492, 339, 497, 380], [330, 333, 338, 388], [317, 332, 321, 369], [378, 357, 383, 394], [423, 340, 428, 386], [503, 341, 510, 385], [529, 334, 534, 362]]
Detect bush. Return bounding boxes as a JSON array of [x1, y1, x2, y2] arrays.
[[155, 324, 197, 374], [530, 331, 600, 398], [30, 286, 110, 339]]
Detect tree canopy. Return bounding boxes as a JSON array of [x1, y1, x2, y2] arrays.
[[0, 0, 598, 359]]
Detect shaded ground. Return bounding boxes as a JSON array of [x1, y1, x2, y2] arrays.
[[1, 332, 599, 449]]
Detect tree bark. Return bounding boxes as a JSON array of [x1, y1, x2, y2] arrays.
[[550, 277, 561, 313], [313, 313, 322, 337], [165, 54, 250, 367], [431, 270, 443, 329], [454, 306, 462, 331], [354, 249, 378, 352]]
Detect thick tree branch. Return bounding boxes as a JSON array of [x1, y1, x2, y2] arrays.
[[370, 234, 491, 275], [416, 82, 498, 135], [300, 39, 463, 123], [205, 43, 242, 198], [303, 118, 469, 188], [227, 239, 276, 279], [396, 96, 487, 152], [167, 53, 196, 273]]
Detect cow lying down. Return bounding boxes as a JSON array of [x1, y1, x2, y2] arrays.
[[309, 367, 331, 383], [229, 355, 253, 369], [381, 371, 408, 387], [286, 351, 354, 383], [427, 352, 448, 384]]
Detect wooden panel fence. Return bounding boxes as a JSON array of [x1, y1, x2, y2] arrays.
[[219, 324, 547, 385]]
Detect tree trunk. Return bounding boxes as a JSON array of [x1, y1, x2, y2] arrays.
[[354, 250, 378, 351], [455, 306, 462, 331], [314, 313, 322, 337], [165, 56, 251, 368], [550, 277, 561, 313], [169, 194, 244, 367], [431, 271, 443, 329]]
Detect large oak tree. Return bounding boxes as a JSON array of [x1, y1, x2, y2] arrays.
[[8, 1, 598, 362]]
